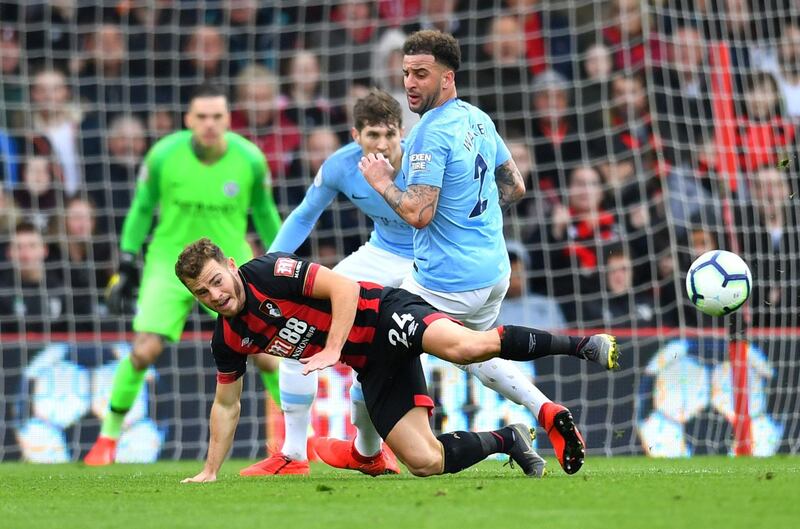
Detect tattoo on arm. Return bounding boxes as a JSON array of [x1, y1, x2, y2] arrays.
[[495, 159, 525, 208], [382, 184, 440, 226], [381, 185, 404, 211]]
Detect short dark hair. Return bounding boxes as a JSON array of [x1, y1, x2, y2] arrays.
[[15, 220, 41, 237], [189, 83, 228, 103], [403, 30, 461, 72], [353, 89, 403, 130], [175, 238, 226, 286]]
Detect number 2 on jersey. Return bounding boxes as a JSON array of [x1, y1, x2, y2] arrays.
[[469, 154, 489, 218]]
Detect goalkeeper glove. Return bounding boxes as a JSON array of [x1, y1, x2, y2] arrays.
[[106, 251, 139, 315]]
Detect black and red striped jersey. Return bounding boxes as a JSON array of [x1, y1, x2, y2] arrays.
[[211, 253, 383, 383]]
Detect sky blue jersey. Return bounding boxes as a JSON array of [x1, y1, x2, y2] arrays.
[[268, 141, 414, 258], [403, 98, 511, 292]]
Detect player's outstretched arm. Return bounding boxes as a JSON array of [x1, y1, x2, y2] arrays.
[[494, 158, 525, 209], [359, 153, 439, 229], [268, 177, 337, 253], [181, 378, 243, 483], [299, 266, 360, 374]]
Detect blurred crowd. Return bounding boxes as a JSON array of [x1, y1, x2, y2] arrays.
[[1, 0, 799, 335]]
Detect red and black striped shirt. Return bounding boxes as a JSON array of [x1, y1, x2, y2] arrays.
[[211, 253, 383, 384]]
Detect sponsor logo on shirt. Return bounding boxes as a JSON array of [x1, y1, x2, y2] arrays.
[[223, 181, 240, 197], [313, 168, 323, 187], [274, 257, 300, 278], [410, 153, 432, 171], [241, 336, 253, 348], [265, 317, 316, 359]]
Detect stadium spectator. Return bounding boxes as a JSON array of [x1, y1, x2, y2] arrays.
[[699, 0, 757, 92], [76, 24, 148, 125], [307, 0, 382, 102], [175, 239, 616, 481], [281, 125, 342, 214], [84, 114, 148, 237], [120, 2, 200, 102], [467, 14, 532, 135], [529, 69, 584, 192], [602, 0, 664, 72], [652, 25, 714, 167], [282, 49, 337, 131], [496, 240, 566, 329], [590, 246, 656, 327], [503, 135, 540, 236], [0, 221, 66, 333], [23, 2, 92, 72], [656, 222, 721, 328], [533, 165, 620, 323], [504, 0, 574, 79], [145, 104, 179, 144], [592, 72, 656, 174], [340, 81, 372, 145], [772, 22, 800, 121], [577, 42, 614, 139], [0, 125, 20, 190], [0, 25, 24, 133], [50, 196, 113, 331], [738, 71, 796, 175], [371, 29, 420, 130], [13, 155, 62, 235], [215, 1, 284, 75], [737, 166, 800, 326], [402, 0, 468, 40], [28, 68, 84, 196], [231, 64, 302, 180], [179, 25, 229, 105], [83, 84, 282, 467], [0, 185, 19, 256]]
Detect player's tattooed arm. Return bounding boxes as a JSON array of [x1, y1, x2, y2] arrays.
[[358, 153, 439, 228], [495, 159, 526, 209], [382, 183, 440, 228]]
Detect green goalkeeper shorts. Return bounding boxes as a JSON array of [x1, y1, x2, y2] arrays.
[[132, 256, 217, 342]]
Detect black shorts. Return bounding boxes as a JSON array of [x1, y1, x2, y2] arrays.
[[357, 287, 458, 439]]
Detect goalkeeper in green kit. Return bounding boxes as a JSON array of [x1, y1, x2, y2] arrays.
[[84, 84, 283, 465]]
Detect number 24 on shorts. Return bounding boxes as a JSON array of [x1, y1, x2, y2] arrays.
[[388, 312, 418, 348]]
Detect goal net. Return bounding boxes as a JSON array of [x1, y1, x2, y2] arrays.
[[0, 0, 798, 462]]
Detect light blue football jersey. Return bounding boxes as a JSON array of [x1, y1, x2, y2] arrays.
[[403, 98, 511, 292], [269, 141, 414, 259]]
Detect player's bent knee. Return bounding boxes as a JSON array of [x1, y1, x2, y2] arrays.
[[131, 333, 165, 369], [393, 443, 443, 477]]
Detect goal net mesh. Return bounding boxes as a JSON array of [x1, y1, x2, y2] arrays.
[[0, 0, 798, 462]]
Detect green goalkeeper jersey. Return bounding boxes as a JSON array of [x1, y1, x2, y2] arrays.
[[119, 130, 281, 262]]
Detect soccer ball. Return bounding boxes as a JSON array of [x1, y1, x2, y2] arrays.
[[686, 250, 752, 316]]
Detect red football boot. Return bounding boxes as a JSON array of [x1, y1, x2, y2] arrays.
[[84, 436, 117, 466], [538, 402, 586, 475], [313, 437, 400, 476], [239, 453, 310, 476]]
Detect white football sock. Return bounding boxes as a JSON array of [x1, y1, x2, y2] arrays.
[[279, 358, 317, 461], [349, 378, 382, 457], [456, 358, 551, 420]]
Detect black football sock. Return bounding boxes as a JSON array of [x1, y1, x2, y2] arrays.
[[498, 325, 586, 361], [437, 427, 517, 474]]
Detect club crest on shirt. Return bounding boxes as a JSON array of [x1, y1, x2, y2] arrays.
[[274, 257, 300, 277], [259, 299, 283, 318], [223, 181, 240, 197]]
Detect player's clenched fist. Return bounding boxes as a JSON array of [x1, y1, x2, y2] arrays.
[[106, 252, 139, 314]]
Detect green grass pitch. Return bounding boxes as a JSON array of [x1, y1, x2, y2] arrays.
[[1, 456, 798, 529]]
